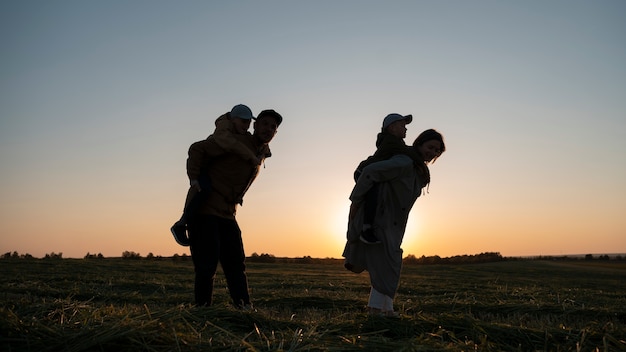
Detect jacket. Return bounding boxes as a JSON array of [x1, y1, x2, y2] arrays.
[[185, 132, 271, 219], [354, 132, 421, 181], [213, 113, 261, 165], [343, 154, 427, 297]]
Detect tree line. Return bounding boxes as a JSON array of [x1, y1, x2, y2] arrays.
[[403, 252, 505, 265], [2, 251, 625, 264]]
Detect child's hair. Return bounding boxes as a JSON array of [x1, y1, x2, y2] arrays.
[[413, 129, 446, 163]]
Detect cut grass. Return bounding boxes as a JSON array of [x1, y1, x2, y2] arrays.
[[1, 259, 625, 351]]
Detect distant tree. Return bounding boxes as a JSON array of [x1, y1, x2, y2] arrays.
[[424, 255, 442, 265], [44, 252, 63, 259], [249, 253, 276, 263], [585, 254, 594, 260], [294, 255, 320, 264], [170, 253, 190, 261], [85, 252, 105, 259], [122, 251, 141, 259], [146, 252, 154, 260], [403, 254, 419, 264]]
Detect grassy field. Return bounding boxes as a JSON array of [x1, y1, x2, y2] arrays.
[[1, 258, 625, 351]]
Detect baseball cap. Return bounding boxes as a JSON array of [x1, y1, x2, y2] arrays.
[[257, 109, 283, 126], [230, 104, 255, 120], [382, 113, 412, 129]]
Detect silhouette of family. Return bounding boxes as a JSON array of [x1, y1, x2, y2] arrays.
[[171, 104, 445, 316]]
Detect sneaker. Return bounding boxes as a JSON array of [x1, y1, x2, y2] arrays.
[[360, 228, 381, 244], [240, 304, 256, 312], [368, 307, 400, 318], [383, 310, 400, 318], [170, 221, 190, 246]]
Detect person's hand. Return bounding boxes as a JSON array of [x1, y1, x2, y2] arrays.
[[190, 179, 201, 192], [349, 202, 360, 221]]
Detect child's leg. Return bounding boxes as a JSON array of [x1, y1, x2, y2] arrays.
[[180, 176, 212, 223], [363, 183, 379, 227], [360, 183, 380, 244], [172, 176, 212, 246]]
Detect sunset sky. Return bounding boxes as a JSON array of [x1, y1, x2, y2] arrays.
[[1, 1, 625, 259]]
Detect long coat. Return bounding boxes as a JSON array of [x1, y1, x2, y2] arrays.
[[342, 154, 426, 298]]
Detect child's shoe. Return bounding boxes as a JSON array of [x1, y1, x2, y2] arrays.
[[170, 221, 190, 246], [360, 227, 381, 244]]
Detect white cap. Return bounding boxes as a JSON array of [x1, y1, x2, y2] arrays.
[[382, 113, 412, 129]]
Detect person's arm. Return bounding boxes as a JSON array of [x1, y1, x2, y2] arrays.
[[186, 138, 222, 191], [349, 154, 412, 203], [213, 115, 260, 165]]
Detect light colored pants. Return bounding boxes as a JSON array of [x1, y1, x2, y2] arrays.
[[368, 286, 394, 312]]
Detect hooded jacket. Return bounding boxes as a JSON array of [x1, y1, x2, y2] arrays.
[[354, 132, 422, 181]]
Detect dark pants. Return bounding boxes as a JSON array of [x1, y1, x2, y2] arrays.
[[363, 183, 379, 225], [354, 170, 379, 226], [188, 214, 250, 307], [180, 176, 212, 224]]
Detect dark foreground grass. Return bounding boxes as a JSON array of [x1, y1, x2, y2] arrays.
[[1, 258, 625, 351]]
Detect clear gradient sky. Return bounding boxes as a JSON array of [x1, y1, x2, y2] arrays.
[[1, 1, 625, 259]]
